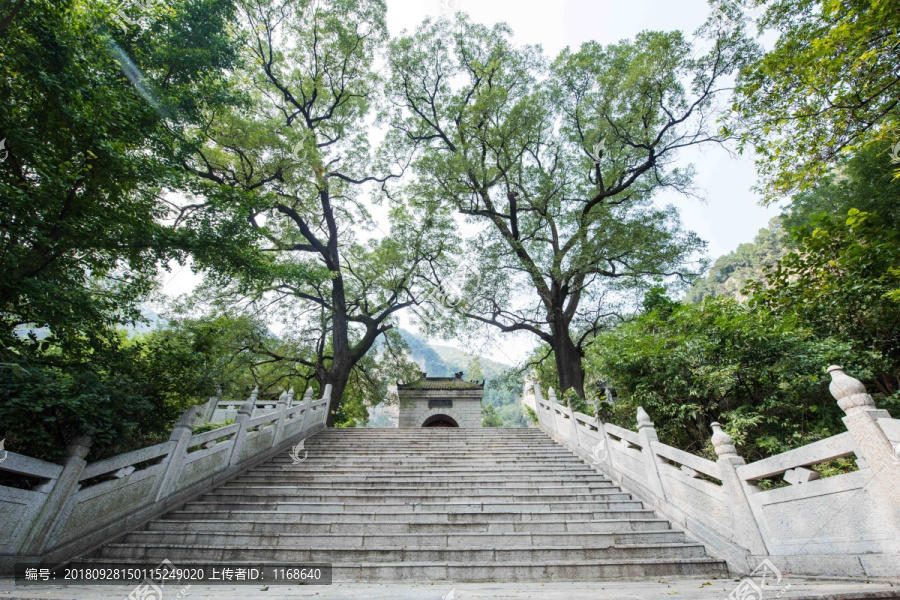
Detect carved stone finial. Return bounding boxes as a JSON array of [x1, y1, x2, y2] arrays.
[[287, 388, 295, 404], [237, 398, 255, 417], [249, 386, 259, 403], [176, 405, 199, 429], [216, 385, 223, 399], [548, 387, 558, 403], [827, 365, 875, 414], [303, 387, 314, 402], [277, 390, 288, 405], [711, 422, 737, 457], [66, 435, 93, 460], [636, 406, 654, 430]]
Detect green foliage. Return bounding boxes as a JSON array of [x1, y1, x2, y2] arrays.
[[192, 419, 234, 435], [726, 0, 900, 200], [496, 402, 530, 428], [481, 403, 503, 428], [0, 326, 219, 462], [0, 310, 312, 461], [780, 142, 900, 233], [586, 296, 875, 460], [642, 286, 679, 317], [523, 405, 538, 425], [562, 388, 592, 416], [526, 344, 560, 394], [747, 210, 900, 395], [0, 0, 246, 349], [477, 367, 531, 428]]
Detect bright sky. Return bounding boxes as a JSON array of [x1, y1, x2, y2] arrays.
[[160, 0, 782, 368]]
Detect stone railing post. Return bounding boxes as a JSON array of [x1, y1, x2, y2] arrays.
[[550, 388, 568, 438], [563, 391, 582, 447], [154, 405, 198, 501], [711, 422, 769, 556], [636, 407, 667, 502], [319, 384, 333, 426], [21, 435, 92, 555], [285, 387, 296, 409], [272, 389, 291, 447], [594, 419, 618, 476], [201, 386, 222, 422], [229, 388, 257, 466], [297, 387, 315, 433], [828, 366, 900, 542], [533, 384, 554, 433]]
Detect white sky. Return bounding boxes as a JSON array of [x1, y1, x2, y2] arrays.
[[160, 0, 782, 368]]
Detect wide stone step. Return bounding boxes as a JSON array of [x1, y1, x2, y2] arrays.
[[146, 518, 674, 535], [200, 491, 635, 503], [311, 431, 544, 435], [160, 509, 660, 523], [81, 427, 728, 583], [234, 473, 618, 489], [83, 557, 726, 582], [233, 474, 614, 484], [303, 436, 565, 448], [328, 559, 728, 581], [177, 500, 646, 513], [122, 530, 688, 548], [217, 483, 620, 494], [262, 456, 587, 465], [98, 542, 711, 562], [254, 467, 599, 476]]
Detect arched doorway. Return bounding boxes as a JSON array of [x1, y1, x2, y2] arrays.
[[422, 414, 459, 428]]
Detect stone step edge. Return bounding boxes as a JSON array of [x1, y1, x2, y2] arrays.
[[149, 517, 671, 526], [163, 509, 657, 516], [84, 557, 726, 568], [202, 491, 632, 498], [101, 542, 709, 551], [126, 531, 683, 540], [216, 482, 619, 488]]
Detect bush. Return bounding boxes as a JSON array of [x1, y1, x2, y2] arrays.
[[586, 296, 881, 461]]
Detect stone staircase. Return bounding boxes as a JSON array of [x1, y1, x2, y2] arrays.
[[86, 428, 728, 581]]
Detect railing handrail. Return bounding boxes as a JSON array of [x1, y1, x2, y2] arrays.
[[0, 386, 330, 570], [532, 366, 900, 578]]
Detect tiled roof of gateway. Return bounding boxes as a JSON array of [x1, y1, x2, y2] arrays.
[[397, 372, 484, 390]]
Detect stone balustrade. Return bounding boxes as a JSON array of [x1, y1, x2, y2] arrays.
[[0, 385, 331, 573], [534, 366, 900, 578]]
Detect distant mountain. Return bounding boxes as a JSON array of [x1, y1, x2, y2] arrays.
[[685, 217, 785, 304], [398, 329, 510, 380], [14, 305, 163, 340]]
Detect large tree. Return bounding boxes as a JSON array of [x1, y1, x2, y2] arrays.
[[385, 17, 748, 397], [185, 0, 454, 424]]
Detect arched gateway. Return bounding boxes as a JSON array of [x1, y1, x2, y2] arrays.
[[422, 414, 459, 427], [397, 372, 484, 427]]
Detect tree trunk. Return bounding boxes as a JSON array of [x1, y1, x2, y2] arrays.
[[546, 281, 587, 400], [552, 327, 586, 399], [323, 257, 352, 426], [322, 365, 350, 427]]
